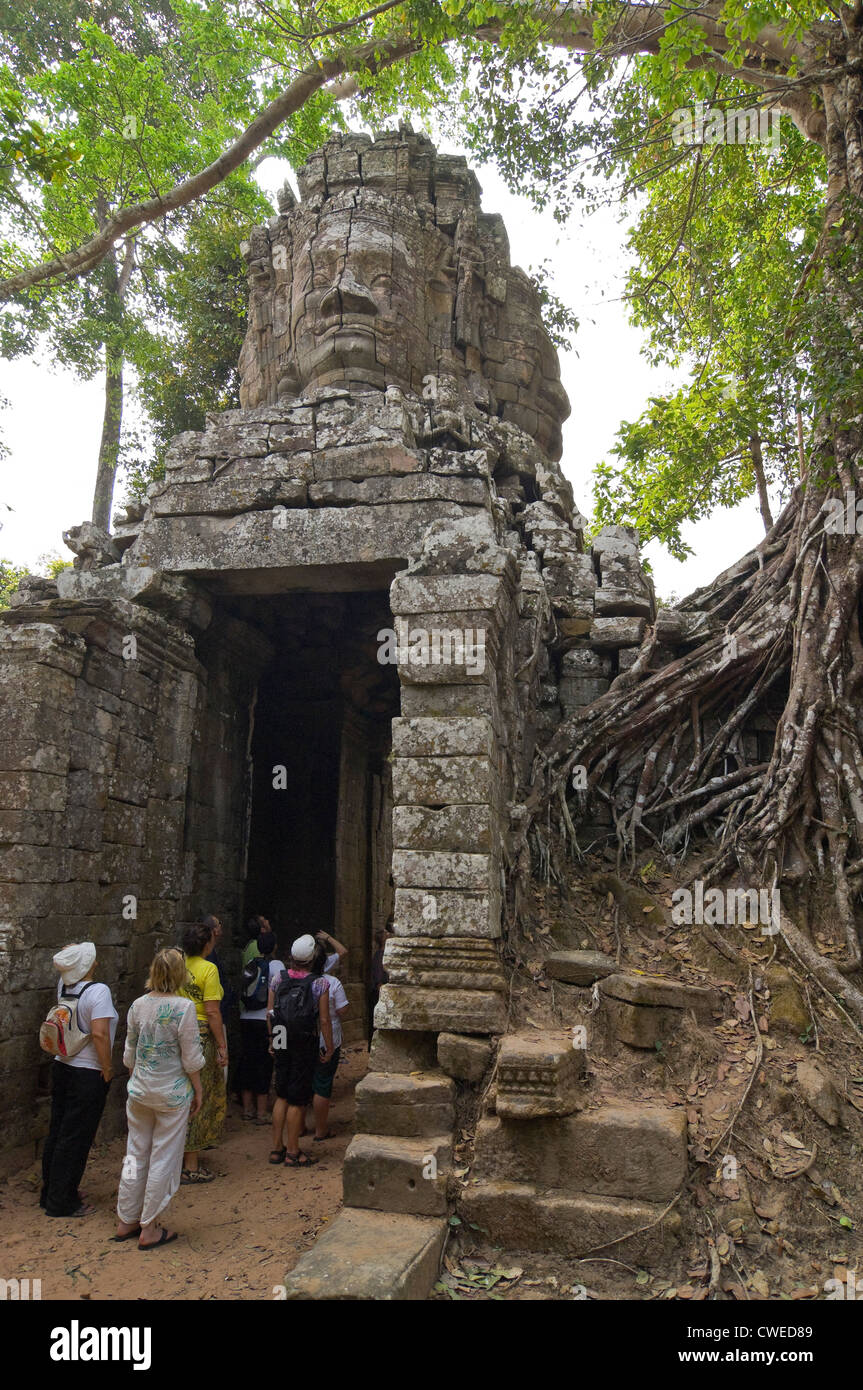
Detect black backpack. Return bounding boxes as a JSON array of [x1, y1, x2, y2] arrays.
[[271, 973, 319, 1043], [241, 955, 271, 1010]]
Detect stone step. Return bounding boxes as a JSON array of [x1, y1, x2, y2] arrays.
[[600, 972, 722, 1013], [545, 949, 617, 986], [600, 971, 724, 1048], [354, 1069, 455, 1137], [281, 1208, 447, 1301], [459, 1182, 682, 1264], [473, 1102, 686, 1202], [344, 1133, 451, 1216]]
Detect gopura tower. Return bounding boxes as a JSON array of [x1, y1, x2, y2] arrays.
[[1, 130, 663, 1293]]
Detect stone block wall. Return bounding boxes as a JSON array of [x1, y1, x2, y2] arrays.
[[0, 600, 202, 1150]]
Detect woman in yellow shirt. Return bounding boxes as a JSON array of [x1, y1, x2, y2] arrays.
[[178, 919, 227, 1183]]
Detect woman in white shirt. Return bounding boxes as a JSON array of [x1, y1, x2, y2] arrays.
[[115, 948, 204, 1250]]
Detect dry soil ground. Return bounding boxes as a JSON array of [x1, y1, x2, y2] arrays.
[[0, 1044, 368, 1302]]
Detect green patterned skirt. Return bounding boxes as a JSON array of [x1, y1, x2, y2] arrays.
[[185, 1029, 226, 1152]]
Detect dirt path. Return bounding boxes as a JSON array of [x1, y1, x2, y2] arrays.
[[0, 1045, 367, 1301]]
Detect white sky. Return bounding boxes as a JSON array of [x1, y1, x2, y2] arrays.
[[0, 142, 771, 600]]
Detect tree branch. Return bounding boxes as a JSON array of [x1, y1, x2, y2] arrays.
[[0, 29, 419, 299], [0, 2, 834, 300]]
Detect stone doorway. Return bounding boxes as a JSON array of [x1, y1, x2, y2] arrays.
[[218, 589, 400, 1040]]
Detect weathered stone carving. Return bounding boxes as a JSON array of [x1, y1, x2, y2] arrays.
[[62, 522, 121, 570], [495, 1030, 586, 1119], [237, 127, 570, 463]]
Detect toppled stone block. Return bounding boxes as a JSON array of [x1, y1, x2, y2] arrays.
[[62, 522, 121, 570], [281, 1209, 447, 1301], [600, 972, 723, 1048], [473, 1102, 687, 1200], [601, 973, 721, 1014], [545, 949, 618, 986], [354, 1071, 455, 1138], [437, 1032, 493, 1083], [343, 1133, 451, 1216], [496, 1030, 586, 1119]]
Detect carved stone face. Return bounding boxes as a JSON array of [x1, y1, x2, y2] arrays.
[[239, 132, 571, 460], [288, 193, 438, 396]]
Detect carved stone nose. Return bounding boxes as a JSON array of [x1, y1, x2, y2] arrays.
[[319, 271, 378, 320]]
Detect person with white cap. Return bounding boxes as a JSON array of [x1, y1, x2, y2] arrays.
[[41, 942, 118, 1218], [266, 933, 334, 1167]]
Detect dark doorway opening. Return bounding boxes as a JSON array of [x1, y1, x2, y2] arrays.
[[226, 590, 400, 1039]]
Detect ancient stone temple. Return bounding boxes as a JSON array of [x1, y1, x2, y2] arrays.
[[1, 128, 684, 1294]]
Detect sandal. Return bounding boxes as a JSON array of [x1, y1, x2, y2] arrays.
[[313, 1131, 335, 1142], [110, 1224, 142, 1242], [284, 1151, 318, 1168], [254, 1116, 270, 1126], [180, 1167, 214, 1184], [268, 1147, 287, 1165], [138, 1227, 178, 1251]]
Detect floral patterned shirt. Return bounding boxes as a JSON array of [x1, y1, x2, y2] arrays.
[[123, 993, 205, 1109]]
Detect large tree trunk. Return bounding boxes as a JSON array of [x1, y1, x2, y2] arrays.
[[749, 434, 773, 532], [92, 347, 123, 531], [90, 231, 135, 531]]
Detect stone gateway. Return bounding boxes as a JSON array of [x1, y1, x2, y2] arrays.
[[2, 129, 692, 1295]]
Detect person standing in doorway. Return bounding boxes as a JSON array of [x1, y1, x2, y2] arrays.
[[41, 942, 118, 1218], [178, 920, 227, 1183], [309, 940, 349, 1143], [267, 935, 333, 1168], [237, 929, 284, 1123], [242, 914, 272, 969], [115, 948, 204, 1249]]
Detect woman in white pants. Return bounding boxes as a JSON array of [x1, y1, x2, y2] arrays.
[[115, 949, 204, 1250]]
